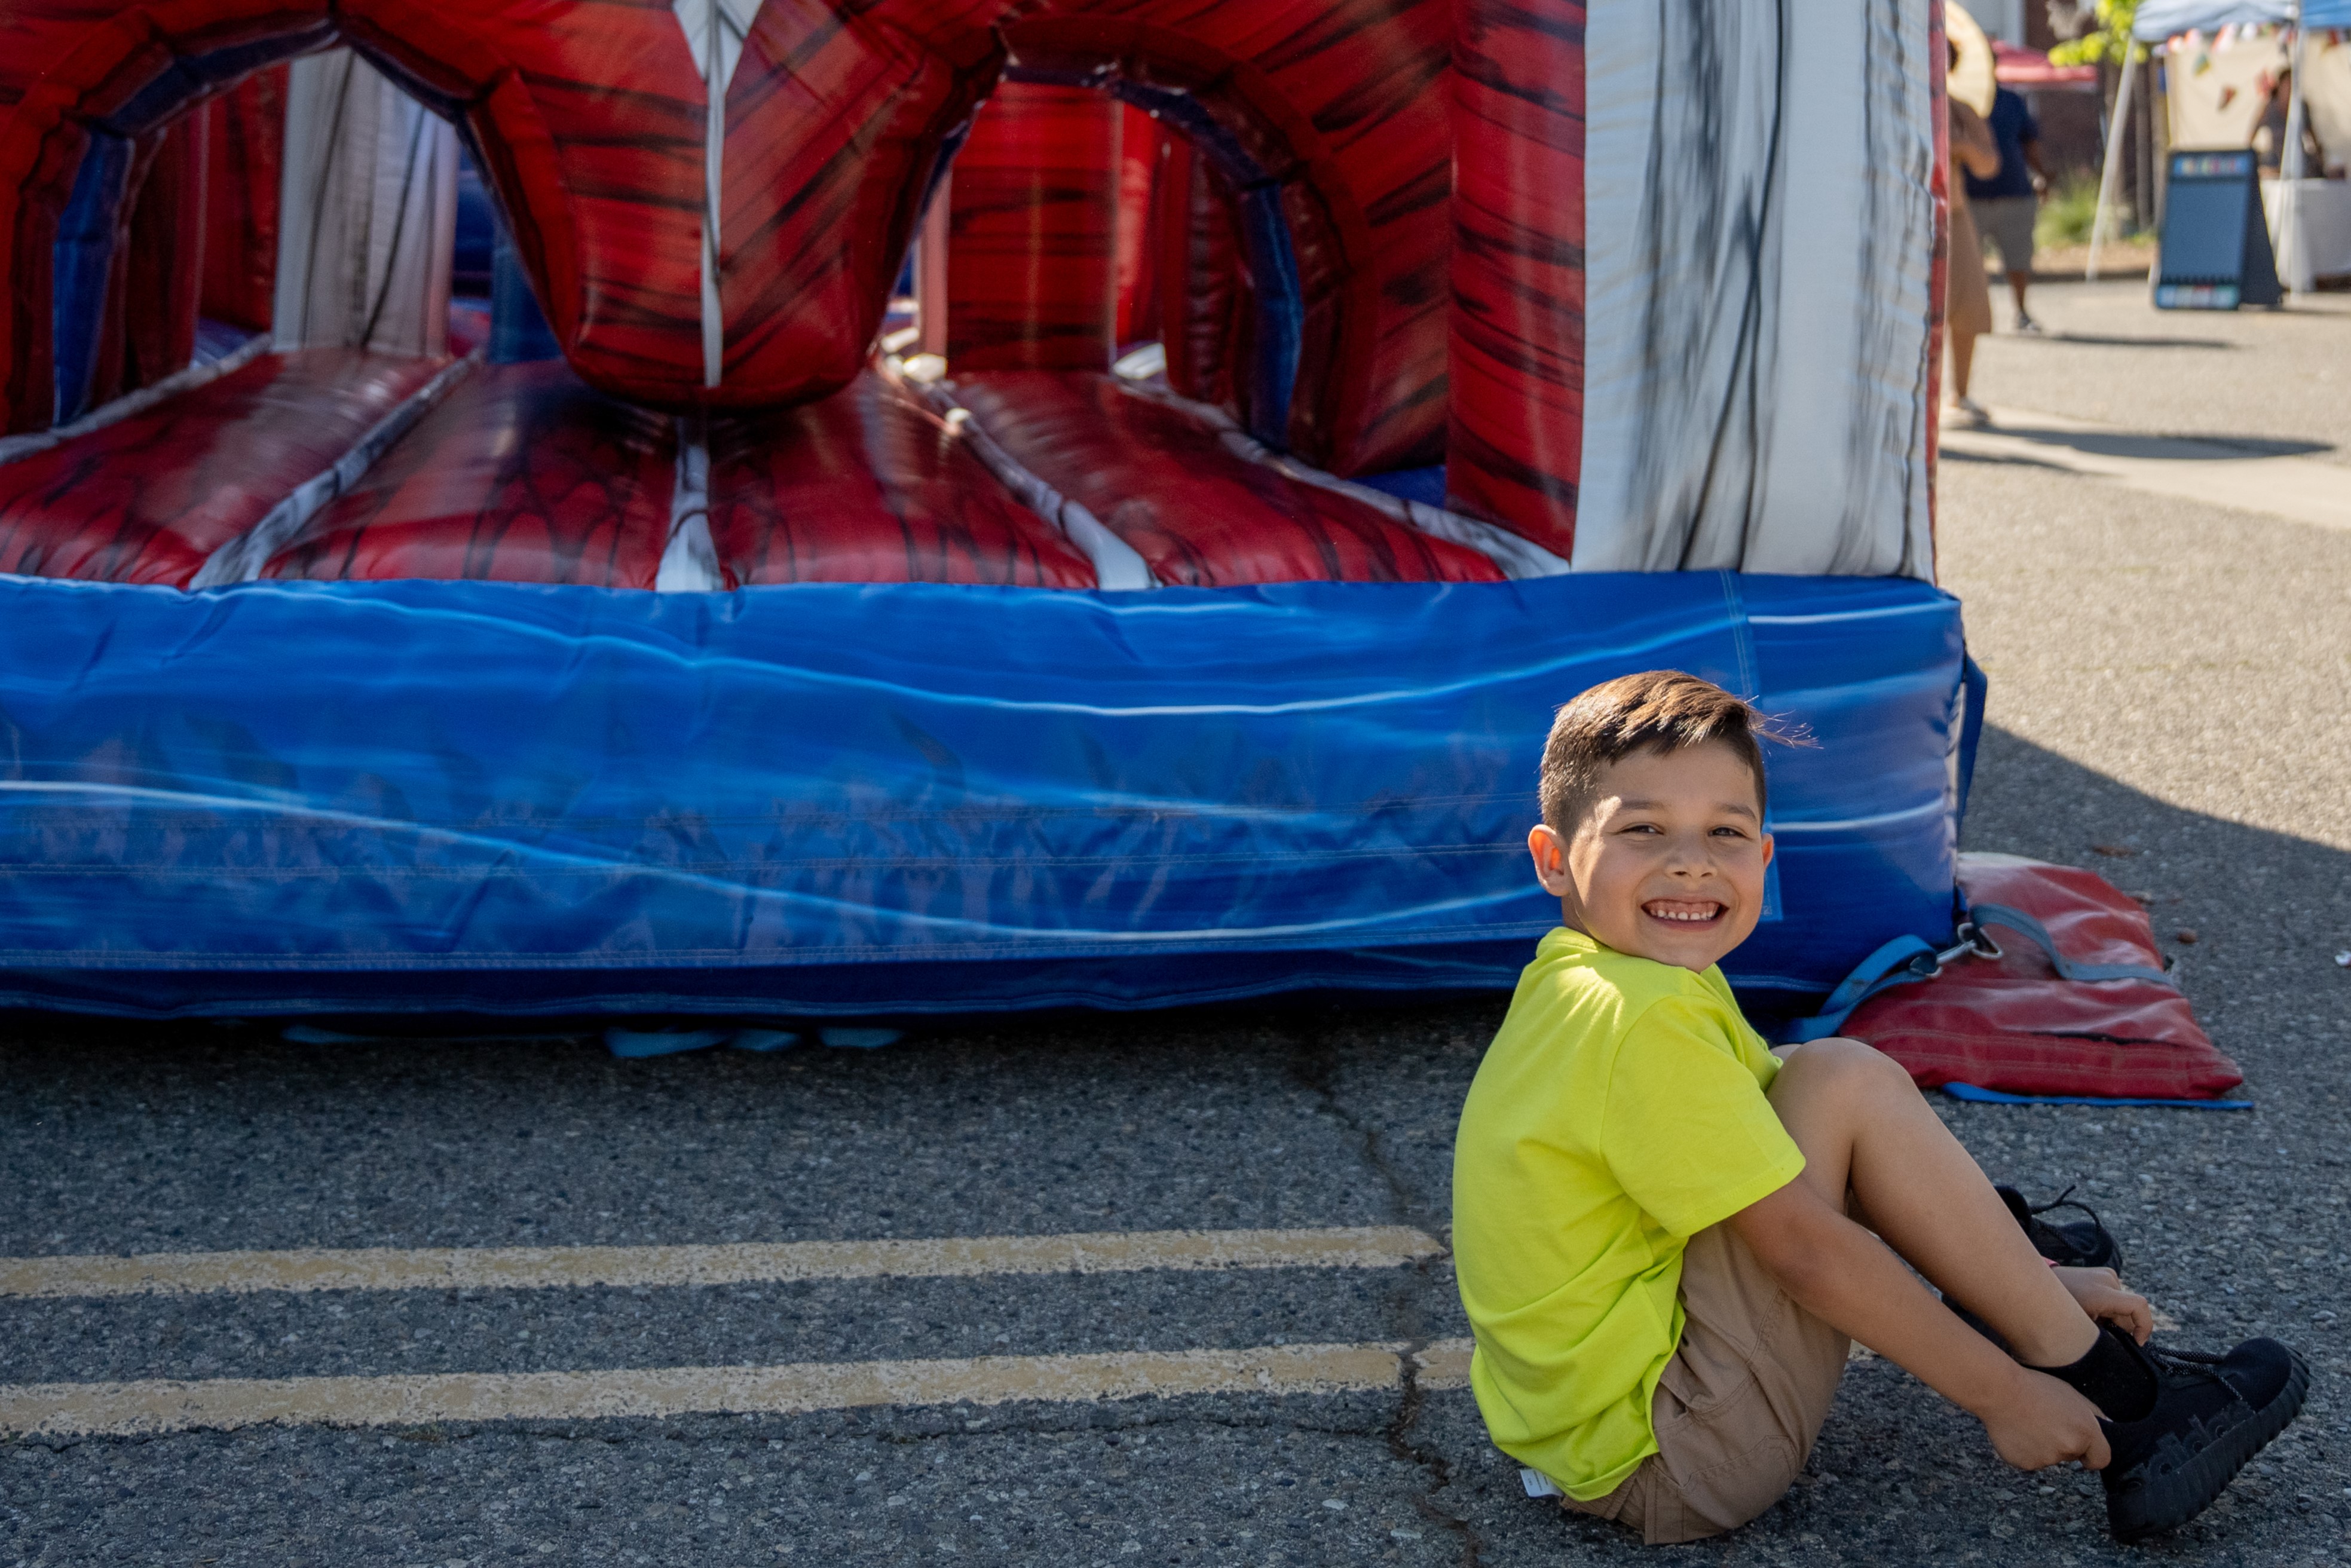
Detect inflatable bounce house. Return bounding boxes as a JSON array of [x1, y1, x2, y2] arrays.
[[0, 0, 2245, 1097]]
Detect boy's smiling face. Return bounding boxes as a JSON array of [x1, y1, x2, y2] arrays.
[[1526, 740, 1774, 973]]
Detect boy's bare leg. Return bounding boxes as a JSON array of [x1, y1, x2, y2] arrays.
[[1767, 1038, 2096, 1368]]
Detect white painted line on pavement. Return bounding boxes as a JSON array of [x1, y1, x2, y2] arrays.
[[1, 1338, 1483, 1439], [1940, 405, 2351, 533], [1413, 1338, 1474, 1391], [0, 1226, 1447, 1301]]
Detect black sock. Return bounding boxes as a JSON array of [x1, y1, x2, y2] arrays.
[[2034, 1323, 2157, 1422]]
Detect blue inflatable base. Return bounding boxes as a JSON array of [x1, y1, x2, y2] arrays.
[[0, 570, 1968, 1020]]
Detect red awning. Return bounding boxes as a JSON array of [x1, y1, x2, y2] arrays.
[[1995, 40, 2102, 91]]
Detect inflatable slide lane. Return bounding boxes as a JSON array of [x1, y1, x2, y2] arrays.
[[0, 0, 1998, 1033]]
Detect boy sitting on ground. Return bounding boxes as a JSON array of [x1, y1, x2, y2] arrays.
[[1451, 670, 2306, 1544]]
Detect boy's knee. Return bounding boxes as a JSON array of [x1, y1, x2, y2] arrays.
[[1776, 1036, 1915, 1105]]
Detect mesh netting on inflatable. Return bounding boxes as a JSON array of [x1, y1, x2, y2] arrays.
[[0, 0, 1962, 1021]]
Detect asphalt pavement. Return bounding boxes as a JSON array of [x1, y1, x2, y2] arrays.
[[1967, 282, 2351, 468], [5, 280, 2350, 1566]]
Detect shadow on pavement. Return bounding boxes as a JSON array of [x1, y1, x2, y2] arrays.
[[1936, 448, 2078, 471], [1968, 425, 2335, 462], [1965, 723, 2347, 872], [2021, 332, 2233, 351], [1962, 725, 2351, 1070]]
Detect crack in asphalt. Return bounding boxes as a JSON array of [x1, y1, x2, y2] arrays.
[[1282, 1024, 1448, 1239], [1388, 1347, 1483, 1568], [1286, 1022, 1484, 1566]]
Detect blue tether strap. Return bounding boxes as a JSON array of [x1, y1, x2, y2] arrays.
[[1783, 901, 2175, 1044], [1966, 902, 2176, 987], [1782, 933, 1949, 1043]]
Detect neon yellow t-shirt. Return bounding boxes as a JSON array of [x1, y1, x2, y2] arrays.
[[1452, 926, 1805, 1500]]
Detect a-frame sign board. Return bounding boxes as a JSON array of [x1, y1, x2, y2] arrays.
[[2154, 149, 2282, 310]]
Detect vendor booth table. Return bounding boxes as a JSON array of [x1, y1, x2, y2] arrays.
[[2264, 176, 2351, 284]]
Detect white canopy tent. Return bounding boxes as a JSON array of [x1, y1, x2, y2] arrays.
[[2089, 0, 2351, 289]]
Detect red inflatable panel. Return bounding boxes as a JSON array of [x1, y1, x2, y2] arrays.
[[708, 370, 1094, 588], [78, 128, 160, 416], [1447, 0, 1585, 558], [359, 0, 708, 406], [4, 0, 1448, 449], [0, 3, 330, 433], [201, 64, 284, 334], [1844, 856, 2245, 1100], [947, 82, 1118, 373], [0, 1, 708, 425], [264, 362, 672, 588], [714, 0, 1449, 461], [950, 372, 1505, 587], [65, 120, 200, 418], [1154, 139, 1245, 415], [117, 114, 205, 396], [1113, 103, 1164, 350], [0, 348, 449, 586], [999, 5, 1452, 474], [717, 0, 1004, 403]]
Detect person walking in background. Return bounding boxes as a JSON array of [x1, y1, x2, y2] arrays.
[[1948, 86, 2003, 426], [1966, 84, 2052, 333]]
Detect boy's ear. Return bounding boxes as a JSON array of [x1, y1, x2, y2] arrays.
[[1761, 831, 1774, 869], [1527, 822, 1573, 896]]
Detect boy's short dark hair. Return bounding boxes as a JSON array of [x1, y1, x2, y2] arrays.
[[1539, 671, 1773, 834]]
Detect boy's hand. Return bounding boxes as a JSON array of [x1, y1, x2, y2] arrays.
[[1977, 1367, 2113, 1472], [2055, 1266, 2152, 1344]]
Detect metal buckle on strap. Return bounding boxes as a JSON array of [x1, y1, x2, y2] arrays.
[[1934, 921, 2003, 972]]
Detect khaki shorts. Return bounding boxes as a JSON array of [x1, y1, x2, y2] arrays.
[[1972, 194, 2037, 274], [1563, 1224, 1850, 1544]]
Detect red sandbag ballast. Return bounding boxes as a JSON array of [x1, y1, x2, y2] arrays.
[[1843, 854, 2245, 1101]]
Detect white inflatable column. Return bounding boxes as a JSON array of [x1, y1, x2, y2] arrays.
[[1575, 0, 1939, 578], [672, 0, 760, 387], [273, 50, 458, 357]]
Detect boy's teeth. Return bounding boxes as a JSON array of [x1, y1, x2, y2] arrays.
[[1646, 904, 1721, 922]]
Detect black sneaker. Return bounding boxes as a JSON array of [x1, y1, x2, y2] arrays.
[[1998, 1184, 2122, 1272], [1948, 1185, 2127, 1350], [2101, 1329, 2309, 1542]]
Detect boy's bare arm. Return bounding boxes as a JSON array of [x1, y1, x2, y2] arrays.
[[1729, 1177, 2112, 1472]]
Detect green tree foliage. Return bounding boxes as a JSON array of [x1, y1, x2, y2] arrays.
[[2051, 0, 2145, 65]]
